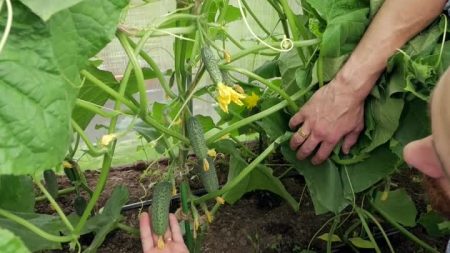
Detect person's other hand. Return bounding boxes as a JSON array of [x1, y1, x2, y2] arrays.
[[289, 80, 365, 165], [140, 212, 189, 253]]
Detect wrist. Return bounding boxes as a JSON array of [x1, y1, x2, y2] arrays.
[[333, 54, 385, 101]]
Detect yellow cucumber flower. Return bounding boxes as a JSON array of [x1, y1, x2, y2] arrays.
[[243, 92, 260, 110], [216, 83, 246, 113]]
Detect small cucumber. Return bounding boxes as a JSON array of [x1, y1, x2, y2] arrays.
[[74, 196, 87, 216], [63, 160, 81, 183], [197, 157, 219, 193], [186, 116, 209, 171], [150, 181, 172, 249], [43, 170, 58, 199], [201, 47, 223, 85]]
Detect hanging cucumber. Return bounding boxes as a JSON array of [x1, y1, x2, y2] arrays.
[[63, 159, 81, 183], [186, 116, 209, 171], [150, 181, 172, 249], [201, 47, 223, 85], [74, 196, 87, 216], [197, 157, 219, 193], [43, 170, 58, 199]]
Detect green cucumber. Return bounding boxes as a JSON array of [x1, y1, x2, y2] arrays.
[[186, 116, 209, 171], [74, 196, 87, 216], [63, 160, 81, 183], [43, 170, 58, 199], [197, 157, 219, 193], [221, 69, 233, 86], [201, 47, 223, 85], [150, 181, 172, 237]]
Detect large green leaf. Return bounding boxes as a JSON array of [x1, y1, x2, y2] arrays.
[[257, 98, 290, 140], [373, 189, 417, 227], [363, 89, 404, 152], [213, 141, 298, 211], [391, 99, 430, 158], [0, 0, 128, 175], [0, 212, 64, 251], [308, 0, 370, 57], [0, 228, 30, 253], [18, 0, 84, 21], [282, 145, 348, 214], [341, 146, 398, 194], [0, 175, 35, 212]]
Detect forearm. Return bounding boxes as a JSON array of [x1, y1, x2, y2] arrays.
[[336, 0, 446, 98]]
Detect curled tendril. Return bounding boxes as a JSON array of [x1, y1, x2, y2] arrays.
[[237, 0, 294, 53]]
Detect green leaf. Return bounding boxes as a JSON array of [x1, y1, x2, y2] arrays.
[[392, 99, 430, 158], [363, 89, 404, 152], [0, 212, 64, 251], [373, 189, 417, 227], [0, 175, 35, 212], [318, 233, 341, 242], [0, 0, 128, 175], [282, 145, 348, 214], [341, 146, 398, 194], [220, 145, 298, 211], [0, 228, 30, 253], [72, 66, 119, 129], [308, 0, 370, 57], [349, 237, 375, 249], [222, 4, 242, 23], [18, 0, 84, 21], [257, 98, 289, 139], [253, 60, 281, 80], [83, 186, 129, 253], [418, 211, 450, 237]]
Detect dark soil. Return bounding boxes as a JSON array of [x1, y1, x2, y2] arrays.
[[35, 160, 448, 253]]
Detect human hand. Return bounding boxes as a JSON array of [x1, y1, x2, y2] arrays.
[[140, 212, 189, 253], [289, 80, 366, 165]]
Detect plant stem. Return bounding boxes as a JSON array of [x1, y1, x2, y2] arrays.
[[117, 32, 148, 117], [73, 147, 115, 237], [35, 179, 74, 231], [370, 202, 439, 253], [0, 208, 75, 242], [194, 133, 292, 203], [75, 99, 120, 118], [126, 37, 177, 99], [81, 70, 136, 109], [220, 65, 298, 111], [206, 85, 313, 144], [355, 207, 381, 253], [36, 186, 76, 202], [80, 70, 189, 144], [222, 39, 319, 64], [327, 216, 340, 253], [361, 208, 395, 253], [71, 119, 107, 157], [278, 0, 307, 64], [180, 182, 194, 251], [117, 223, 140, 238]]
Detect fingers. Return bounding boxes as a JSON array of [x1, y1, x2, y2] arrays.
[[289, 123, 311, 150], [296, 134, 320, 160], [289, 111, 305, 130], [163, 225, 172, 242], [147, 214, 159, 245], [311, 142, 335, 165], [169, 213, 185, 243], [139, 212, 154, 252], [342, 131, 360, 154]]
